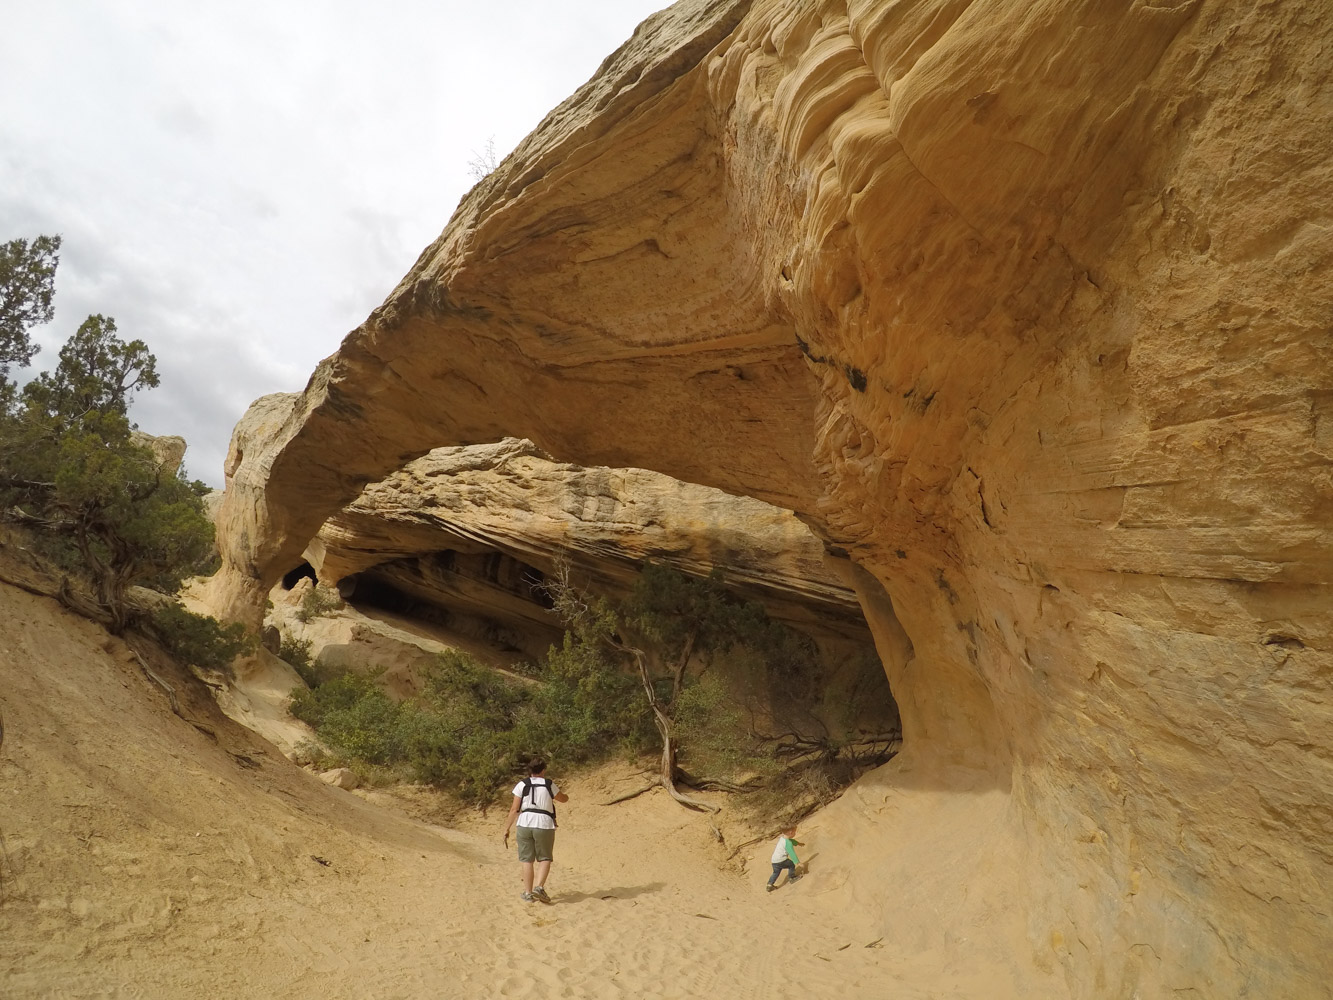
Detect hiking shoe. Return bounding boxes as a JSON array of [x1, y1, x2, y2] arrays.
[[787, 874, 802, 884], [532, 886, 551, 903], [520, 891, 535, 902], [765, 884, 776, 893]]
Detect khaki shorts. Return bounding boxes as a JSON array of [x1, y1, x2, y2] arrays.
[[516, 826, 555, 863]]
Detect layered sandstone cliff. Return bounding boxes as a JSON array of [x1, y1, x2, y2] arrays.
[[208, 2, 1333, 997], [306, 433, 867, 637]]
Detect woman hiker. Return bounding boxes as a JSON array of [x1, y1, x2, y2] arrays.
[[501, 757, 569, 902]]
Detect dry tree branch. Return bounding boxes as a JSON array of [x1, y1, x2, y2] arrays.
[[130, 649, 181, 717], [600, 783, 658, 806], [667, 629, 696, 710], [675, 773, 762, 794]]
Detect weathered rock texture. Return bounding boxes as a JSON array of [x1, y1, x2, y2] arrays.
[[130, 430, 187, 474], [306, 434, 868, 639], [209, 2, 1333, 997]]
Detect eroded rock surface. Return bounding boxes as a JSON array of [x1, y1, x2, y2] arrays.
[[209, 2, 1333, 997], [307, 435, 866, 639], [130, 430, 187, 474]]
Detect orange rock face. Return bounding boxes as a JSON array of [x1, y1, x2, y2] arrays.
[[209, 2, 1333, 995]]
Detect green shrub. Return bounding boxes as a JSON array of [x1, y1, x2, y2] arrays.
[[287, 563, 896, 811], [529, 628, 653, 759], [295, 585, 340, 623], [286, 642, 655, 807], [315, 685, 404, 765], [151, 602, 254, 673], [289, 669, 382, 729], [278, 635, 317, 687], [672, 673, 770, 781]]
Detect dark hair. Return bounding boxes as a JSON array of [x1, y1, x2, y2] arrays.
[[527, 757, 548, 775]]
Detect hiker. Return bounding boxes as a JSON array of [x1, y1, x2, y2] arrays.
[[766, 825, 803, 891], [501, 757, 569, 903]]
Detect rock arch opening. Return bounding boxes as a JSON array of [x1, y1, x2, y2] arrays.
[[268, 441, 903, 776], [280, 562, 317, 590], [198, 4, 1333, 991]]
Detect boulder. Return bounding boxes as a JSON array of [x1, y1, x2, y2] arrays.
[[318, 768, 359, 790], [260, 625, 281, 655], [130, 430, 187, 474]]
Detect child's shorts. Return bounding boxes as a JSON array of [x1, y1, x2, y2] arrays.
[[517, 826, 556, 863]]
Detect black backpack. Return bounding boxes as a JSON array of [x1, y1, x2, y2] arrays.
[[518, 776, 557, 825]]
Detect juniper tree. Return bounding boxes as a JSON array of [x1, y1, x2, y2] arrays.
[[0, 234, 60, 382], [0, 236, 213, 632]]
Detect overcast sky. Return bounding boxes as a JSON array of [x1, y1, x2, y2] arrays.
[[1, 0, 670, 486]]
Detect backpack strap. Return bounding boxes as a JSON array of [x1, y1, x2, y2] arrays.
[[519, 777, 557, 823]]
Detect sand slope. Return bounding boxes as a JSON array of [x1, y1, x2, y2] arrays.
[[0, 582, 1024, 999]]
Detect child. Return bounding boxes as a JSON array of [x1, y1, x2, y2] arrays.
[[766, 826, 803, 891]]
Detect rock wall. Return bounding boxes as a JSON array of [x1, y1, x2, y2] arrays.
[[208, 2, 1333, 996], [307, 435, 867, 635]]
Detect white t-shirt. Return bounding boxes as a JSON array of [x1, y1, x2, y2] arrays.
[[771, 835, 796, 864], [513, 777, 560, 829]]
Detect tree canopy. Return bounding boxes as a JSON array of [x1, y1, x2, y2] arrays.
[[0, 234, 60, 379], [0, 234, 216, 632], [22, 313, 159, 420]]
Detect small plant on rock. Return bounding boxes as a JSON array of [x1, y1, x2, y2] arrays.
[[295, 584, 341, 623], [278, 634, 317, 687]]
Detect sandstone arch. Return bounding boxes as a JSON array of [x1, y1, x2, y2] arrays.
[[209, 2, 1333, 995]]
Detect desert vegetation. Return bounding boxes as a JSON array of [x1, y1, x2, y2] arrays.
[[0, 233, 240, 656], [287, 563, 899, 816], [295, 583, 342, 623]]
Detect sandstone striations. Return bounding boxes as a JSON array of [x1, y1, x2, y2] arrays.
[[305, 434, 868, 641], [208, 2, 1333, 997]]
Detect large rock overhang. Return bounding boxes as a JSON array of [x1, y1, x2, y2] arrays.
[[212, 0, 819, 613], [209, 1, 1333, 996]]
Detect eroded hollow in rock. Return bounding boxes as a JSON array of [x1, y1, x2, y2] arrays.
[[280, 562, 317, 590], [325, 539, 900, 746], [343, 551, 548, 658]]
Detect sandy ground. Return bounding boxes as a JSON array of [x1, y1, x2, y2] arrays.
[[0, 582, 1044, 999]]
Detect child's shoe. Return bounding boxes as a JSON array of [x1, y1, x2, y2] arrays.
[[766, 884, 776, 892], [787, 874, 802, 884]]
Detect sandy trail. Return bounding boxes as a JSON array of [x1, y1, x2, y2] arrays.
[[0, 583, 995, 999]]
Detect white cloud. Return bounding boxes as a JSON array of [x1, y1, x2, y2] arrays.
[[1, 0, 670, 485]]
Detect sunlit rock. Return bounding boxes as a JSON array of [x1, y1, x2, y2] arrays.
[[207, 1, 1333, 995]]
